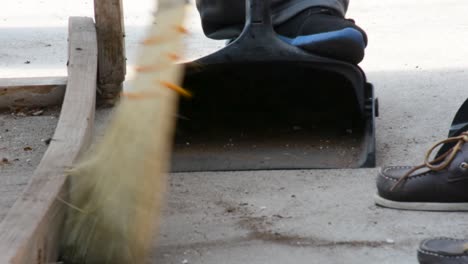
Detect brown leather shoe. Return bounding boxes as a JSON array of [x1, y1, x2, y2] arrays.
[[375, 131, 468, 211], [418, 237, 468, 264]]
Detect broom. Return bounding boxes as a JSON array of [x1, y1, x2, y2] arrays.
[[60, 0, 188, 263]]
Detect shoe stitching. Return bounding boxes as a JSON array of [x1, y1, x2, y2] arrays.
[[379, 172, 433, 182], [383, 166, 412, 174], [427, 237, 467, 242], [418, 238, 468, 259], [380, 166, 434, 181], [379, 173, 398, 182]]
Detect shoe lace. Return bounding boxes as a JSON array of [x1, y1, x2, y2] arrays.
[[391, 131, 468, 191]]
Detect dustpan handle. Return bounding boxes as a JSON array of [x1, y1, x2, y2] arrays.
[[245, 0, 272, 27]]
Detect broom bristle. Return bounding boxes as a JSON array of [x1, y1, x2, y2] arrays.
[[60, 1, 187, 263]]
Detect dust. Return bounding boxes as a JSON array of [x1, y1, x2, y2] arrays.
[[217, 200, 393, 249]]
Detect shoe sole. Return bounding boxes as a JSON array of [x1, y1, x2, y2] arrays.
[[418, 249, 468, 264], [374, 194, 468, 211]]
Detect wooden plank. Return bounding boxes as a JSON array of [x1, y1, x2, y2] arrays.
[[94, 0, 126, 103], [0, 77, 67, 109], [0, 17, 97, 264]]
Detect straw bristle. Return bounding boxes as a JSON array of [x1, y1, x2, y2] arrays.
[[60, 1, 186, 263]]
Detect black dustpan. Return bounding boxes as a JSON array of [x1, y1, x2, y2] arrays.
[[171, 0, 377, 171]]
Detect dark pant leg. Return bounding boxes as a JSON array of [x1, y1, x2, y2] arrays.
[[195, 0, 246, 39], [196, 0, 350, 39]]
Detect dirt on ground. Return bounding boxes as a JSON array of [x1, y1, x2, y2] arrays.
[[0, 107, 59, 220]]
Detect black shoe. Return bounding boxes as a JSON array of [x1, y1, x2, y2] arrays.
[[375, 131, 468, 211], [275, 7, 368, 64], [418, 237, 468, 264]]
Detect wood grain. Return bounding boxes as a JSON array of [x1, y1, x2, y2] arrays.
[[0, 17, 97, 263], [94, 0, 126, 102]]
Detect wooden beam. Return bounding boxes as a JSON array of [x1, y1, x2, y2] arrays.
[[94, 0, 126, 103], [0, 17, 97, 263], [0, 77, 66, 109]]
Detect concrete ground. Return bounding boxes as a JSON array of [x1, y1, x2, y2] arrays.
[[1, 0, 468, 263]]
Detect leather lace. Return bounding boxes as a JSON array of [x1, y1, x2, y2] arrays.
[[391, 131, 468, 191]]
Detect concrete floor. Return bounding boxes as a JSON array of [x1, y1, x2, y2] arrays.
[[1, 0, 468, 263]]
